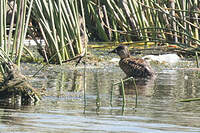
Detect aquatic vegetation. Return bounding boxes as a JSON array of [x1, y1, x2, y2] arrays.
[[180, 97, 200, 102], [111, 77, 138, 109], [32, 0, 87, 64], [84, 0, 200, 56], [0, 0, 40, 104], [0, 0, 34, 66]]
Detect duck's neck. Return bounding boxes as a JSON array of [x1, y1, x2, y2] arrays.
[[119, 53, 130, 59]]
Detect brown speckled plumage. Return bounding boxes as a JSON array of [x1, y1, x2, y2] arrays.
[[110, 45, 154, 78]]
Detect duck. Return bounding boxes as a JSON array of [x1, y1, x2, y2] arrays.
[[110, 45, 154, 78]]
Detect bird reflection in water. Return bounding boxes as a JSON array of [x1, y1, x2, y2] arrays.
[[118, 77, 156, 96]]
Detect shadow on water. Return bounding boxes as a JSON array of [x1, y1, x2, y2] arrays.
[[1, 63, 200, 132]]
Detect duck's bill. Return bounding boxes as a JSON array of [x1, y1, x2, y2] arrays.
[[109, 49, 117, 53]]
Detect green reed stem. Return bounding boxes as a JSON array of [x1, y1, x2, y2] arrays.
[[17, 0, 34, 67], [121, 79, 126, 107], [110, 83, 114, 107], [180, 97, 200, 102], [132, 78, 138, 108], [83, 62, 87, 114], [112, 77, 138, 108], [195, 52, 199, 68]]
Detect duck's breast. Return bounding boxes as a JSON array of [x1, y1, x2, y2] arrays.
[[119, 57, 154, 78]]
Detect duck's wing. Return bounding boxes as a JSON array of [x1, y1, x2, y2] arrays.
[[119, 57, 154, 77]]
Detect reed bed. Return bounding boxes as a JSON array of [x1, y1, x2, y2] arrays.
[[32, 0, 87, 64], [0, 0, 35, 77], [0, 0, 41, 104], [0, 0, 33, 67], [84, 0, 200, 52]]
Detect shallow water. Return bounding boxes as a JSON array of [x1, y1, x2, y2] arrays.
[[1, 62, 200, 133]]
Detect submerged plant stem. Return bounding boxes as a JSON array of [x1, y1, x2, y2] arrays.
[[121, 79, 126, 107], [132, 78, 138, 108], [195, 52, 199, 68]]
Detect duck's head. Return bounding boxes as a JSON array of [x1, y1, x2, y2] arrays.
[[109, 45, 130, 59]]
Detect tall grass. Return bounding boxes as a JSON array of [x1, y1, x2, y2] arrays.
[[0, 0, 33, 72], [84, 0, 200, 50], [32, 0, 87, 64], [0, 0, 41, 103]]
